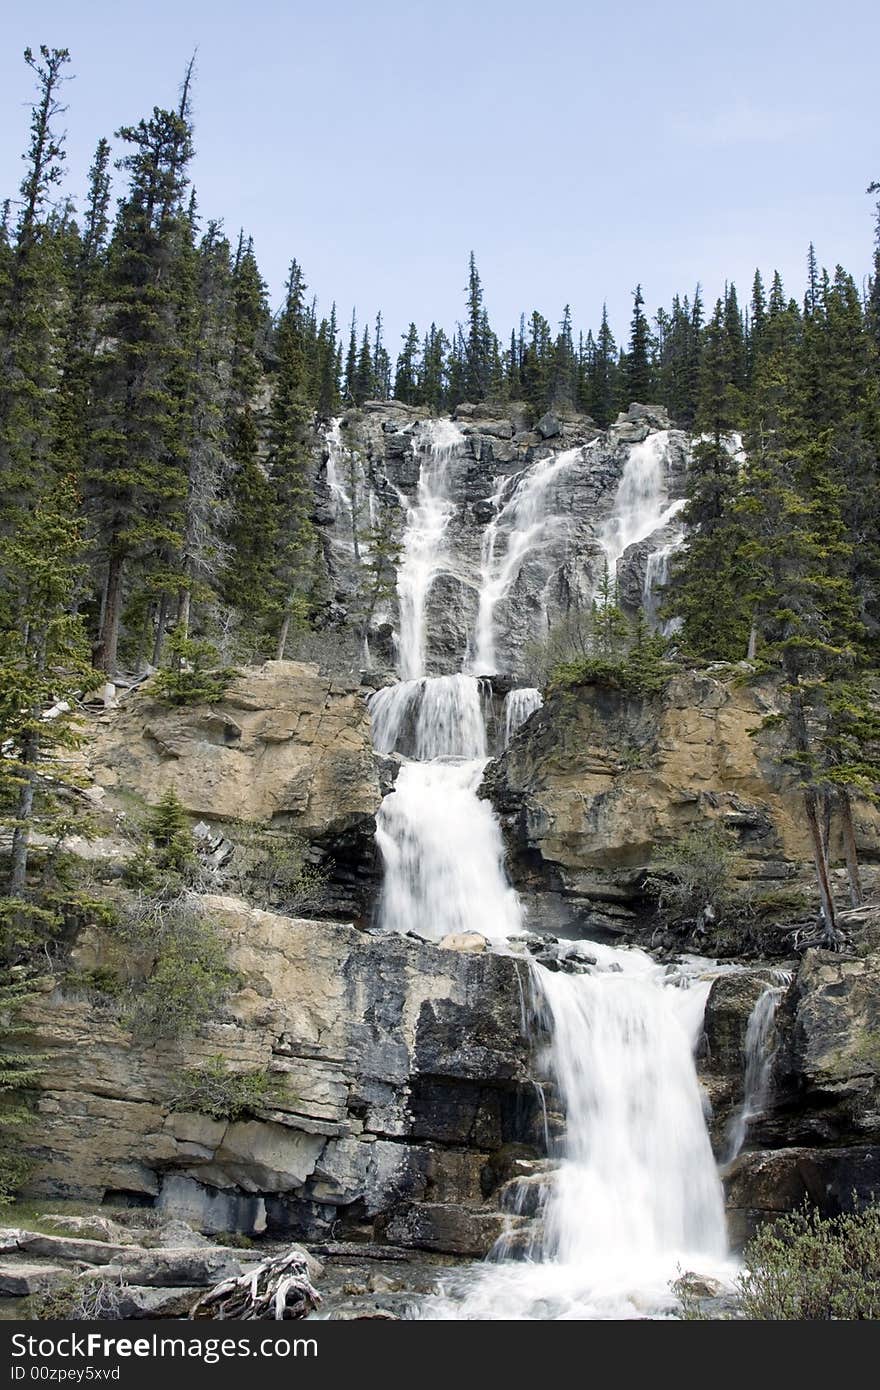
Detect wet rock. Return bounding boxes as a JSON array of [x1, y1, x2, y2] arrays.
[[383, 1203, 510, 1256]]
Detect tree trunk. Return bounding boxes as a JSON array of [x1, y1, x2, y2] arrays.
[[276, 612, 291, 662], [95, 549, 124, 674], [804, 788, 841, 947], [820, 790, 832, 860], [838, 791, 863, 908], [176, 587, 191, 643], [152, 593, 170, 668], [8, 733, 38, 897]]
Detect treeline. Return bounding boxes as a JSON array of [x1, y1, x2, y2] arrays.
[[660, 218, 880, 945]]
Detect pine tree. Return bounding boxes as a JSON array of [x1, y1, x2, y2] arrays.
[[590, 305, 618, 427], [0, 483, 96, 953], [222, 234, 275, 648], [85, 86, 195, 673], [670, 299, 752, 659], [624, 284, 652, 404], [394, 322, 421, 403], [0, 48, 72, 526], [265, 261, 319, 659]]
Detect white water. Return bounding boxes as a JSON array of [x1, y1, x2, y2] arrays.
[[396, 418, 465, 679], [363, 417, 730, 1319], [370, 672, 487, 761], [598, 431, 685, 585], [468, 448, 583, 675], [371, 675, 521, 942], [426, 945, 730, 1319], [724, 972, 792, 1164], [644, 533, 685, 636], [325, 418, 351, 520], [502, 687, 543, 747]]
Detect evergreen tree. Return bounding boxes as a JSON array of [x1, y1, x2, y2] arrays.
[[624, 283, 652, 404], [394, 322, 421, 403], [590, 305, 618, 427], [265, 260, 318, 659], [85, 85, 195, 672]]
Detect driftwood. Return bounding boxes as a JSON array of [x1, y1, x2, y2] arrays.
[[189, 1249, 321, 1321]]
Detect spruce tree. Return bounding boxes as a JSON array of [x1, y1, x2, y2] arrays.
[[624, 283, 653, 405], [85, 88, 195, 673]]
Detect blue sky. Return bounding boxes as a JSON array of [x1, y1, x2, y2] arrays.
[[2, 0, 878, 349]]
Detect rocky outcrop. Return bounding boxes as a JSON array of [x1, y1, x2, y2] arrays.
[[22, 897, 541, 1252], [87, 661, 383, 918], [319, 402, 689, 678], [700, 939, 880, 1246], [484, 670, 880, 940]]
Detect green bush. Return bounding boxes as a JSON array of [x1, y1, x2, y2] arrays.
[[126, 899, 239, 1042], [153, 631, 237, 707], [738, 1203, 880, 1319], [645, 823, 737, 922], [0, 975, 44, 1205], [226, 821, 326, 914], [168, 1055, 278, 1121]]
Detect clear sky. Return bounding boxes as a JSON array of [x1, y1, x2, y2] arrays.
[[2, 0, 878, 349]]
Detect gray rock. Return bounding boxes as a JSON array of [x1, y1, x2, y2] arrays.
[[535, 411, 562, 439]]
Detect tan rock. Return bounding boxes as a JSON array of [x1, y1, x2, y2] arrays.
[[88, 660, 381, 836], [439, 933, 487, 953]]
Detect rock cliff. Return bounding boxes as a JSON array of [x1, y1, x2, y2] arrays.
[[23, 896, 540, 1253], [483, 668, 880, 941]]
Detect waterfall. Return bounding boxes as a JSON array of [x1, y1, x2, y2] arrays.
[[598, 431, 685, 584], [371, 675, 522, 943], [644, 534, 685, 636], [468, 448, 583, 675], [325, 418, 351, 520], [369, 673, 487, 761], [426, 945, 730, 1319], [364, 416, 729, 1319], [396, 418, 465, 679], [536, 954, 726, 1268], [724, 972, 792, 1164], [502, 687, 543, 747]]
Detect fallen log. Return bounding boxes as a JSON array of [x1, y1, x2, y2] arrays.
[[189, 1248, 321, 1321]]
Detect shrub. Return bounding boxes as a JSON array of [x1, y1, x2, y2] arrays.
[[168, 1055, 278, 1121], [226, 821, 327, 914], [523, 600, 676, 698], [738, 1203, 880, 1319], [645, 823, 737, 922], [126, 898, 239, 1042], [28, 1275, 129, 1320], [153, 631, 237, 706], [0, 975, 44, 1205]]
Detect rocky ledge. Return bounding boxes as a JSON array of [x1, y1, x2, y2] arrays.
[[21, 897, 543, 1253], [484, 669, 880, 942]]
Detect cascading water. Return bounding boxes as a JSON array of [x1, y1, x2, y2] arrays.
[[426, 945, 729, 1319], [371, 675, 522, 943], [502, 687, 543, 747], [396, 418, 465, 680], [598, 431, 685, 584], [723, 972, 792, 1164], [644, 534, 685, 636], [364, 416, 729, 1318], [468, 448, 583, 675]]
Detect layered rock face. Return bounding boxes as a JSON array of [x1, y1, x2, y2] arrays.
[[702, 944, 880, 1245], [88, 661, 383, 918], [317, 401, 689, 679], [24, 897, 539, 1251], [483, 669, 880, 938]]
